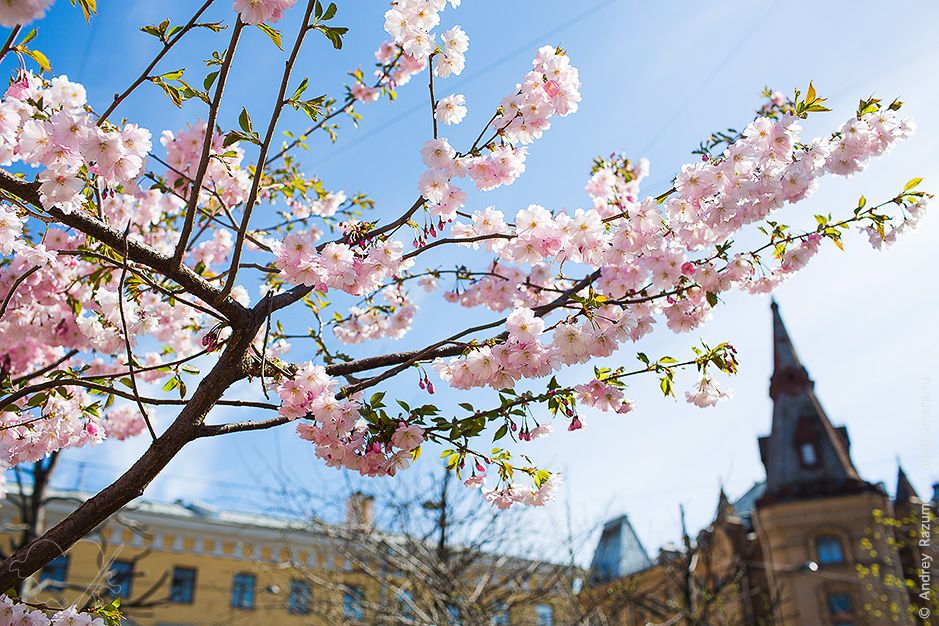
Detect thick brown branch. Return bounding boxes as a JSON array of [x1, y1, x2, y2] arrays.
[[0, 168, 247, 321]]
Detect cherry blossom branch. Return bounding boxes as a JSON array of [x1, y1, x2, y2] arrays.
[[0, 265, 39, 319], [97, 0, 218, 125], [172, 17, 246, 266], [263, 50, 404, 166], [116, 225, 158, 440], [402, 233, 511, 260], [56, 250, 228, 322], [219, 0, 316, 301], [333, 271, 600, 395], [196, 414, 291, 437], [10, 350, 78, 386], [0, 169, 248, 320], [428, 53, 438, 139], [0, 25, 21, 61]]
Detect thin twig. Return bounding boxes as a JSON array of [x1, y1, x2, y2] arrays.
[[219, 0, 316, 301], [97, 0, 217, 124], [116, 224, 158, 440], [172, 17, 246, 265], [0, 265, 40, 319]]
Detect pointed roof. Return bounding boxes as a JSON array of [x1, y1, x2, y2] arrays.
[[758, 301, 878, 504], [769, 299, 812, 399], [714, 486, 736, 523], [588, 514, 653, 585], [895, 465, 920, 506]]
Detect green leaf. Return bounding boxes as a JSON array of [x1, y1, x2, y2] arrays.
[[323, 2, 338, 20], [27, 393, 47, 408], [256, 23, 283, 49], [204, 70, 219, 92], [317, 25, 348, 50], [493, 424, 508, 442], [22, 48, 50, 73], [290, 77, 309, 102], [903, 177, 923, 192], [18, 28, 38, 46], [238, 107, 252, 133], [156, 68, 185, 81], [68, 0, 97, 22]]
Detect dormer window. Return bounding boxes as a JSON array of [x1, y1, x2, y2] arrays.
[[794, 416, 820, 468], [800, 442, 818, 466]]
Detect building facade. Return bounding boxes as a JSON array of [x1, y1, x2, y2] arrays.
[[1, 490, 574, 625], [588, 302, 938, 626]]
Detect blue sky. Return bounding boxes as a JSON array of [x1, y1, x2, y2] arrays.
[[11, 0, 939, 560]]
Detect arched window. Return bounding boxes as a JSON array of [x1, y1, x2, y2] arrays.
[[816, 535, 845, 564]]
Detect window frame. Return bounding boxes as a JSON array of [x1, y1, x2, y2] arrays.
[[815, 534, 846, 565], [287, 578, 312, 615], [828, 592, 855, 615], [39, 555, 69, 590], [343, 585, 365, 621], [230, 572, 257, 610], [535, 603, 554, 626], [169, 566, 197, 604], [108, 559, 134, 599]]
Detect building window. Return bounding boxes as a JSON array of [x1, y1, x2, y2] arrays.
[[343, 586, 365, 621], [288, 579, 311, 615], [828, 592, 854, 615], [397, 588, 415, 620], [170, 567, 196, 604], [40, 555, 69, 590], [816, 535, 846, 564], [535, 603, 553, 626], [108, 560, 134, 599], [230, 573, 256, 609], [799, 442, 818, 466], [490, 602, 509, 625]]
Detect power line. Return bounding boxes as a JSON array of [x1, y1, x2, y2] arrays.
[[637, 0, 782, 157]]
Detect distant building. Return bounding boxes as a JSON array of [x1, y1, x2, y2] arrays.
[[1, 489, 575, 625], [587, 302, 937, 625]]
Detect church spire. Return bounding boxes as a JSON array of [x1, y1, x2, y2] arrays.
[[758, 301, 876, 503], [895, 465, 920, 506], [769, 299, 812, 399]]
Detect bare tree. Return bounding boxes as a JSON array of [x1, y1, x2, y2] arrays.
[[272, 468, 590, 625], [581, 504, 775, 626]]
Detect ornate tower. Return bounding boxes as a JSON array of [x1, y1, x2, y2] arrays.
[[753, 302, 911, 626]]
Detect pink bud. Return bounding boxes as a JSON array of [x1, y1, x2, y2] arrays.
[[568, 417, 583, 431], [544, 80, 561, 97], [426, 382, 435, 394], [681, 261, 696, 276], [419, 379, 426, 389], [475, 460, 486, 473], [85, 421, 100, 437]]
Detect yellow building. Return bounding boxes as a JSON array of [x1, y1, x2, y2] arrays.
[[1, 490, 575, 625], [586, 302, 938, 626]]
